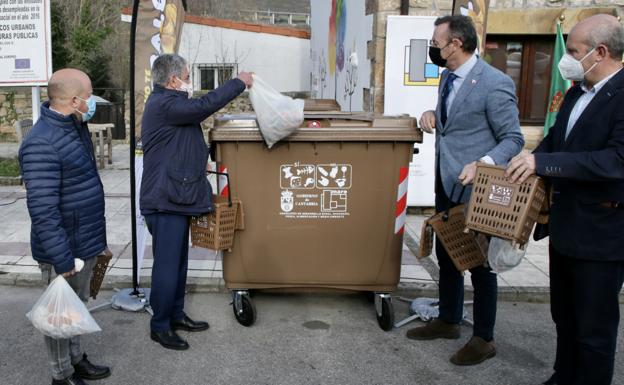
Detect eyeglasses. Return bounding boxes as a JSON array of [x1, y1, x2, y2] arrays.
[[429, 39, 453, 49]]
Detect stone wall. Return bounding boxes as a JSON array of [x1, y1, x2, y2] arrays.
[[0, 87, 47, 141]]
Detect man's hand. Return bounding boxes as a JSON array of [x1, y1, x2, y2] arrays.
[[506, 150, 536, 184], [458, 161, 478, 185], [237, 72, 253, 88], [62, 268, 77, 278], [418, 110, 436, 133]]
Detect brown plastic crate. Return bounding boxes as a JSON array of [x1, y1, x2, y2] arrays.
[[427, 204, 488, 272], [191, 195, 239, 251], [90, 250, 113, 299], [465, 164, 547, 246]]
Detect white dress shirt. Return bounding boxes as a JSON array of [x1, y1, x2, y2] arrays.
[[446, 53, 478, 113]]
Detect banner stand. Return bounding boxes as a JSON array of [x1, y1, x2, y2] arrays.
[[92, 0, 189, 313], [90, 0, 150, 314]]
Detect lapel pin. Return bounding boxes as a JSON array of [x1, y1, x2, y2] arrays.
[[471, 79, 477, 85]]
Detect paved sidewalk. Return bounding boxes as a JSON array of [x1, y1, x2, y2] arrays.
[[0, 143, 554, 300]]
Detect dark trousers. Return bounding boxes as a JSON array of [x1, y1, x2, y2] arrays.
[[435, 182, 498, 341], [549, 245, 624, 385], [145, 213, 190, 332]]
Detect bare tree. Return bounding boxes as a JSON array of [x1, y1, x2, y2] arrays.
[[318, 50, 327, 99], [214, 32, 251, 86], [343, 47, 358, 112]]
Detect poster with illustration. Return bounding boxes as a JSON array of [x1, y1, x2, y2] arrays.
[[310, 1, 372, 112]]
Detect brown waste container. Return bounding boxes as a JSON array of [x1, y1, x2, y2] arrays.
[[209, 111, 422, 330]]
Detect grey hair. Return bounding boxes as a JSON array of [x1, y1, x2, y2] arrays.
[[585, 20, 624, 59], [152, 54, 187, 87]]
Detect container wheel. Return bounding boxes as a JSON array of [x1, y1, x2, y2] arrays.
[[232, 291, 256, 327], [375, 294, 394, 331]]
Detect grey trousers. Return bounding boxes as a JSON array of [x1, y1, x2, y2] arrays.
[[40, 257, 97, 380]]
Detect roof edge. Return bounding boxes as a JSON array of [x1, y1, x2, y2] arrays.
[[121, 7, 310, 39]]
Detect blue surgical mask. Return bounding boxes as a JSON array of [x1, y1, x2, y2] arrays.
[[75, 96, 97, 122]]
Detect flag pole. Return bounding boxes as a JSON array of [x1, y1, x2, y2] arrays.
[[129, 0, 140, 295]]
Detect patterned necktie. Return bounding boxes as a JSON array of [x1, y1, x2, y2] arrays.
[[440, 72, 458, 126]]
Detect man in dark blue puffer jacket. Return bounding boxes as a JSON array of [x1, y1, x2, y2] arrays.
[[19, 69, 111, 385], [141, 54, 252, 350]]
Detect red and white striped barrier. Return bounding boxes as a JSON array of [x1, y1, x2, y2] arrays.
[[395, 167, 409, 235], [218, 165, 229, 197]]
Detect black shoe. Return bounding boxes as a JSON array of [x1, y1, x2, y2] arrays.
[[171, 314, 209, 332], [51, 373, 89, 385], [542, 372, 559, 385], [150, 329, 189, 350], [73, 353, 111, 380]]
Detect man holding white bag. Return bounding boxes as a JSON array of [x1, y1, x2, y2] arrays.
[[19, 68, 111, 385]]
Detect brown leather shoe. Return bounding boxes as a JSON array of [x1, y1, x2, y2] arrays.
[[450, 336, 496, 366], [406, 318, 461, 340]]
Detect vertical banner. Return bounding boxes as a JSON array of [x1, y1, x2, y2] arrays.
[[134, 150, 149, 284], [452, 0, 490, 55], [131, 0, 186, 287], [134, 0, 185, 138]]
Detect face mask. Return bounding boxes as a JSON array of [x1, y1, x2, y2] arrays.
[[75, 96, 96, 122], [429, 42, 453, 68], [558, 48, 597, 81], [178, 77, 193, 98]]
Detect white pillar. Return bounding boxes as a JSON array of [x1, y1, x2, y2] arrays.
[[31, 86, 41, 123]]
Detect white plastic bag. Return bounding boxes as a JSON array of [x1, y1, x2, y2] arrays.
[[248, 74, 304, 148], [487, 237, 526, 273], [26, 276, 101, 339], [409, 298, 468, 322]]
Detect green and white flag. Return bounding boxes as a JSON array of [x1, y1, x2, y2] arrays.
[[544, 22, 572, 135]]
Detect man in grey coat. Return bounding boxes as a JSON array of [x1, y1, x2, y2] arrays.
[[406, 15, 524, 365]]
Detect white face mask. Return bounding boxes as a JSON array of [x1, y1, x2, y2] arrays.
[[558, 48, 598, 81], [178, 77, 193, 98]]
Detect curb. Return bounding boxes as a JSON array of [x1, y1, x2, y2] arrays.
[[396, 282, 554, 303], [0, 176, 21, 186], [3, 273, 621, 304], [0, 271, 558, 304]]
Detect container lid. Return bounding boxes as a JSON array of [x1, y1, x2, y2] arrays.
[[210, 113, 423, 143], [303, 99, 341, 111]]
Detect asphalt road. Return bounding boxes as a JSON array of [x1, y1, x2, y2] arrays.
[[1, 286, 622, 385]]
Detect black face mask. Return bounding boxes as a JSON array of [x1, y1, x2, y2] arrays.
[[429, 46, 447, 68]]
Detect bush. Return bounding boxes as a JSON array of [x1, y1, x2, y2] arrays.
[[0, 158, 21, 177]]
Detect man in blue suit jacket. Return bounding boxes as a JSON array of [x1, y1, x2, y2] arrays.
[[507, 14, 624, 385], [406, 16, 524, 366], [141, 54, 252, 351]]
